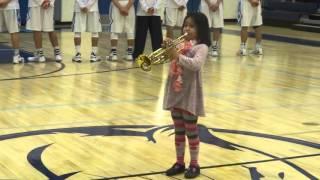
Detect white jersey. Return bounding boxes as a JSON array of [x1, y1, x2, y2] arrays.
[[74, 0, 99, 12], [166, 0, 188, 8], [28, 0, 55, 7], [136, 0, 161, 16], [0, 0, 19, 10]]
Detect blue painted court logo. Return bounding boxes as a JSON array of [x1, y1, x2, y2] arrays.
[[0, 124, 319, 179]]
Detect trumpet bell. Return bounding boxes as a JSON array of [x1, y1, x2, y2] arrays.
[[136, 54, 152, 71]]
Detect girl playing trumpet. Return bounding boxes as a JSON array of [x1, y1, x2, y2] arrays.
[[163, 12, 211, 179]]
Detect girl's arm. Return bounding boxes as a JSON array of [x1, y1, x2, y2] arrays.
[[178, 45, 208, 71]]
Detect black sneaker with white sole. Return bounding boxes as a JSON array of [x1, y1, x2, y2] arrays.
[[72, 52, 82, 63], [90, 52, 101, 63]]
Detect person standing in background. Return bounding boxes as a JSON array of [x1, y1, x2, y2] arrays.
[[238, 0, 263, 56], [72, 0, 102, 63], [109, 0, 135, 61], [164, 0, 188, 39], [200, 0, 224, 57], [133, 0, 163, 60], [158, 0, 166, 24], [0, 0, 24, 64], [26, 0, 62, 62]]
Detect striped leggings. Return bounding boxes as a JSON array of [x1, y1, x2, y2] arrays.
[[171, 108, 199, 166]]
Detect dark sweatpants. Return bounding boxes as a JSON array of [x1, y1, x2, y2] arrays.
[[133, 15, 163, 59]]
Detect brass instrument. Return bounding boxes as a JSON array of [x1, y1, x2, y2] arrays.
[[135, 33, 188, 71]]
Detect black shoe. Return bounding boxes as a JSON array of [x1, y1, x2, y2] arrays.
[[184, 165, 200, 179], [165, 163, 185, 176]]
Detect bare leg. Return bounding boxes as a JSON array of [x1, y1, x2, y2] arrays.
[[11, 33, 23, 63], [92, 37, 98, 48], [109, 33, 118, 61], [212, 28, 221, 44], [48, 31, 59, 47], [127, 39, 134, 47], [111, 39, 117, 49], [33, 31, 42, 49], [240, 27, 248, 44], [31, 31, 46, 62], [210, 28, 221, 56], [239, 27, 248, 55], [254, 26, 263, 54], [254, 26, 262, 44], [74, 37, 81, 46], [126, 39, 134, 60], [73, 36, 82, 60], [10, 33, 20, 49]]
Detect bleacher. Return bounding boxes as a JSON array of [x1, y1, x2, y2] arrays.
[[263, 0, 320, 32]]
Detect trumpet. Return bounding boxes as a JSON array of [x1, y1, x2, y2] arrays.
[[135, 33, 188, 71]]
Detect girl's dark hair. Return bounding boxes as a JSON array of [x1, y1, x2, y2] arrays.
[[182, 12, 211, 47]]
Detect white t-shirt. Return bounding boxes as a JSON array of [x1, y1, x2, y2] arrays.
[[74, 0, 99, 12], [137, 0, 161, 16], [0, 0, 19, 10], [28, 0, 55, 7], [166, 0, 188, 8]]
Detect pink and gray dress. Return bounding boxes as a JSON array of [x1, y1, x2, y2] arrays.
[[163, 43, 208, 117]]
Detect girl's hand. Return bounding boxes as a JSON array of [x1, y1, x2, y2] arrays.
[[163, 38, 179, 60], [168, 48, 179, 60], [162, 38, 173, 48]]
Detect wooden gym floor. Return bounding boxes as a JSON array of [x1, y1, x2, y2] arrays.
[[0, 25, 319, 179]]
